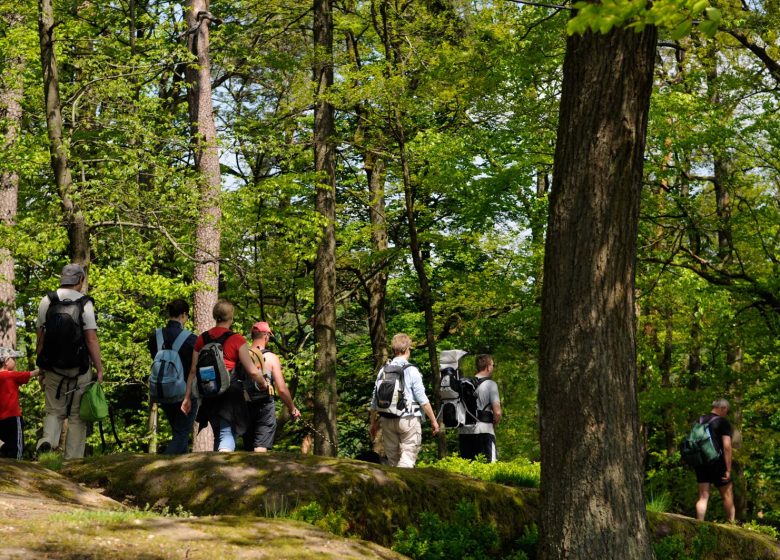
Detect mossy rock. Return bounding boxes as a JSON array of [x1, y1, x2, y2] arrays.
[[649, 512, 780, 560], [60, 452, 538, 549], [0, 458, 406, 559]]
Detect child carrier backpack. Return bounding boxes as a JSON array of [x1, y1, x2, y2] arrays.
[[149, 328, 191, 403], [195, 331, 234, 399], [37, 291, 92, 377], [238, 347, 275, 402], [439, 366, 465, 429], [375, 362, 413, 417], [680, 416, 722, 467]]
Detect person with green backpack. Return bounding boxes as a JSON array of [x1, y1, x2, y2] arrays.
[[689, 398, 735, 522]]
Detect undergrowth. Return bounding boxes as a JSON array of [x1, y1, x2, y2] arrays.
[[420, 456, 540, 488]]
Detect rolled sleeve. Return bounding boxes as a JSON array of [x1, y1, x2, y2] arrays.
[[406, 367, 429, 408]]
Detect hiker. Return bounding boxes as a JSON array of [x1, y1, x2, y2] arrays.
[[180, 300, 267, 452], [147, 299, 198, 454], [0, 348, 39, 459], [242, 321, 301, 452], [369, 333, 440, 468], [458, 354, 502, 462], [693, 398, 735, 522], [35, 263, 104, 459]]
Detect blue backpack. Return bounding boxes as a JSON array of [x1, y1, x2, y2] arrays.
[[149, 329, 190, 403]]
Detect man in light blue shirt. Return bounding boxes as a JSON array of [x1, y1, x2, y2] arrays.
[[369, 333, 440, 467]]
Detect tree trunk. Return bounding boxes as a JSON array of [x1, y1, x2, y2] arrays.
[[312, 0, 338, 456], [365, 151, 390, 370], [398, 139, 443, 457], [38, 0, 90, 271], [185, 0, 221, 452], [344, 26, 390, 371], [0, 12, 24, 348], [538, 24, 657, 560]]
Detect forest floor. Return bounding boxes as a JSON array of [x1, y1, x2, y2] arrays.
[[0, 459, 405, 559], [2, 453, 779, 559]]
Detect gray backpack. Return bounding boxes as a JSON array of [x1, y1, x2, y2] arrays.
[[149, 329, 190, 403]]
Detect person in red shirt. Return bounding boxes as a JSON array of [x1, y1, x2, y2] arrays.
[[181, 300, 267, 451], [0, 348, 39, 460]]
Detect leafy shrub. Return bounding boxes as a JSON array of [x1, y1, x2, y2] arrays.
[[392, 500, 500, 560], [652, 525, 718, 560], [741, 521, 779, 539], [653, 534, 691, 560], [290, 501, 349, 536], [421, 456, 540, 488]]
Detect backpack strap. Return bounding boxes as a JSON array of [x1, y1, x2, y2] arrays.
[[170, 329, 191, 353], [214, 331, 235, 346], [155, 328, 165, 352]]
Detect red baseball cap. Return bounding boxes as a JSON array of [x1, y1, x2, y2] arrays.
[[251, 321, 273, 335]]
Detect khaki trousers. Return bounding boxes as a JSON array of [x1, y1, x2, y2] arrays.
[[37, 370, 92, 459], [380, 415, 422, 468]]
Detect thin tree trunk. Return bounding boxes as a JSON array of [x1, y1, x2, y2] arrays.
[[538, 23, 657, 560], [185, 0, 221, 452], [38, 0, 90, 271], [0, 13, 24, 348], [312, 0, 338, 456], [148, 402, 158, 454], [398, 136, 443, 457], [365, 151, 389, 370]]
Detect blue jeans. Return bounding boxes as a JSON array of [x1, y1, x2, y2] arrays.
[[160, 399, 198, 454], [212, 417, 236, 451]]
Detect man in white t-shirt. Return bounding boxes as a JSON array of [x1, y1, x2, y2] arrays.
[[35, 263, 103, 458], [458, 354, 501, 462]]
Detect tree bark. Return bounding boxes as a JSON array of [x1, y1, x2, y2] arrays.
[[185, 0, 222, 452], [538, 23, 657, 560], [312, 0, 338, 456], [365, 151, 390, 370], [38, 0, 91, 272], [345, 27, 390, 372], [399, 139, 443, 457], [0, 12, 24, 349]]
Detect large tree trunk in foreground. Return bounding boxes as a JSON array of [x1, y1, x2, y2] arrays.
[[312, 0, 338, 456], [0, 12, 24, 348], [38, 0, 90, 273], [538, 24, 657, 560], [185, 0, 221, 452]]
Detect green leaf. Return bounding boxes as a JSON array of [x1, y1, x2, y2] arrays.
[[670, 19, 692, 40]]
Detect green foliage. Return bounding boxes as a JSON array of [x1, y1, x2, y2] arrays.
[[652, 525, 718, 560], [421, 456, 540, 488], [37, 451, 64, 472], [646, 492, 673, 513], [741, 521, 779, 539], [567, 0, 722, 37], [290, 502, 349, 536], [391, 500, 501, 560]]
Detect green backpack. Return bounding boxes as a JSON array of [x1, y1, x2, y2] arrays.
[[80, 381, 108, 423], [679, 416, 721, 467]]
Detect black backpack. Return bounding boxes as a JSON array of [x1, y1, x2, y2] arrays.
[[195, 331, 235, 399], [460, 376, 493, 425], [37, 291, 92, 377]]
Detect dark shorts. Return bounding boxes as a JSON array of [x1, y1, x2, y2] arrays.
[[695, 458, 730, 487], [458, 433, 497, 462], [243, 398, 277, 450]]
